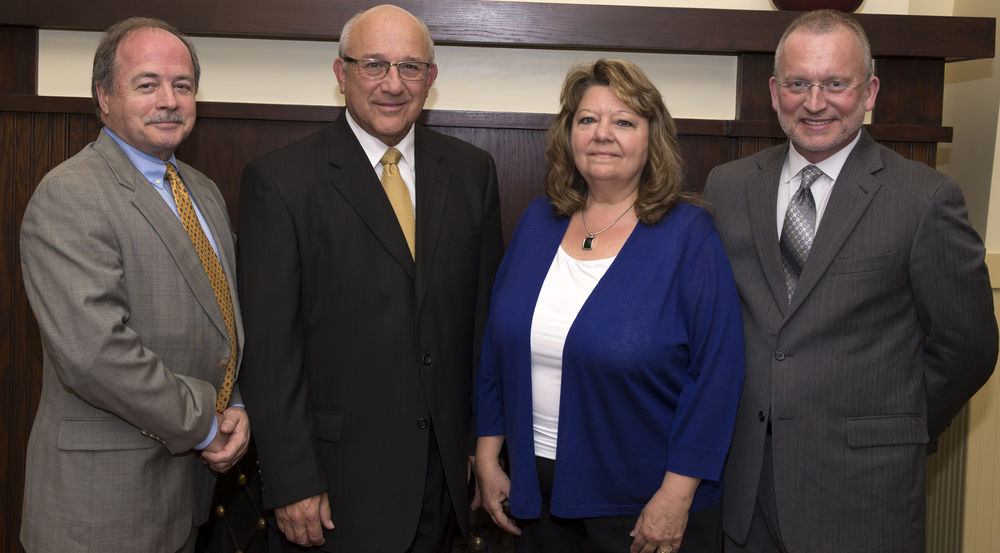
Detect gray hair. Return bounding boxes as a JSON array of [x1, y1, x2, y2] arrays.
[[774, 9, 875, 80], [91, 17, 200, 116]]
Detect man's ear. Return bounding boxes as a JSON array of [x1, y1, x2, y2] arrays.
[[96, 82, 112, 117], [333, 58, 347, 94]]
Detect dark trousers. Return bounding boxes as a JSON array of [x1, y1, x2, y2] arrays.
[[724, 435, 787, 553], [516, 457, 722, 553], [406, 429, 456, 553], [269, 429, 455, 553]]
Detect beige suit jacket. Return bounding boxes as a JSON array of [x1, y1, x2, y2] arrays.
[[19, 130, 243, 553]]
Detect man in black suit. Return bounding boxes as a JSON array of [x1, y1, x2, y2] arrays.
[[237, 4, 504, 552], [703, 9, 996, 553]]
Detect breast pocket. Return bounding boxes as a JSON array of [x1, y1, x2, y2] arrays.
[[448, 231, 482, 253], [830, 250, 899, 275], [313, 410, 344, 443]]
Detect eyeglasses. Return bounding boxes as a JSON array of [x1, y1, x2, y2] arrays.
[[342, 56, 432, 81], [779, 79, 868, 96]]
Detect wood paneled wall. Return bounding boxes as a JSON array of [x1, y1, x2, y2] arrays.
[[0, 2, 994, 552]]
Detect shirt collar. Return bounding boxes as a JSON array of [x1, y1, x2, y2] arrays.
[[784, 129, 863, 183], [344, 109, 416, 170], [102, 127, 178, 189]]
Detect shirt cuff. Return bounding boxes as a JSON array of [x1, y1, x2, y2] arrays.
[[195, 415, 219, 451]]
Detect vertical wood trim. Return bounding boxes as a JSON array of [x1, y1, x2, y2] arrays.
[[961, 288, 1000, 552], [0, 110, 19, 553], [926, 408, 968, 553]]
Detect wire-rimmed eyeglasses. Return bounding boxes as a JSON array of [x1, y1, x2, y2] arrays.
[[778, 79, 868, 96], [342, 56, 432, 81]]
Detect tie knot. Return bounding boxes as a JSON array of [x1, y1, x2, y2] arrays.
[[799, 165, 823, 189], [381, 147, 402, 166], [164, 162, 183, 188]]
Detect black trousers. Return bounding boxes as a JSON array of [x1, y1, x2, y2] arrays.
[[515, 457, 722, 553], [406, 429, 456, 553], [268, 429, 455, 553], [724, 435, 787, 553]]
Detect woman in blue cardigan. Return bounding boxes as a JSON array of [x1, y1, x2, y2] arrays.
[[474, 59, 745, 553]]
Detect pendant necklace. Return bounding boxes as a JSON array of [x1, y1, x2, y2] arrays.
[[581, 201, 635, 250]]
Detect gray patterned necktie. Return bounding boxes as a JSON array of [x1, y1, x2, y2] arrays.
[[780, 165, 823, 303]]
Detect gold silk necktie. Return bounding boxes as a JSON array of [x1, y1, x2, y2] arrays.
[[380, 148, 416, 259], [165, 162, 238, 413]]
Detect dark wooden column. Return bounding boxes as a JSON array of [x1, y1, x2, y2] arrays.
[[736, 52, 777, 121], [0, 25, 39, 553], [870, 57, 946, 164], [0, 26, 37, 94]]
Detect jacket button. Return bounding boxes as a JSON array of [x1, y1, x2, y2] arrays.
[[422, 354, 433, 365], [416, 417, 429, 430], [774, 350, 785, 361], [218, 359, 229, 369], [758, 411, 765, 422]]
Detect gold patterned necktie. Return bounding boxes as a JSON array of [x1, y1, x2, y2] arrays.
[[165, 162, 238, 413], [380, 148, 416, 259]]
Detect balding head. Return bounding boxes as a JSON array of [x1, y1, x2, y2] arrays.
[[339, 4, 435, 63]]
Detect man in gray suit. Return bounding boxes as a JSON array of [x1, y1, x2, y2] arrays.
[[19, 17, 248, 553], [704, 9, 997, 553]]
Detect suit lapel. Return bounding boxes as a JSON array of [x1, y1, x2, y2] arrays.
[[94, 134, 230, 340], [748, 146, 790, 313], [413, 126, 449, 311], [786, 130, 883, 317], [326, 114, 416, 279], [181, 164, 244, 350]]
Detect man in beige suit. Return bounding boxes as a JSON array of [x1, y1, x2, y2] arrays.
[[19, 17, 248, 553]]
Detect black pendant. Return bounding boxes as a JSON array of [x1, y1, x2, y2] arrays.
[[582, 234, 595, 250]]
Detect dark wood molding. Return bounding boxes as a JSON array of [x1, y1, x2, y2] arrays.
[[0, 95, 954, 144], [0, 1, 994, 59]]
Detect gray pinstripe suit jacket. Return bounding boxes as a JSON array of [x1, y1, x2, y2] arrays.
[[704, 130, 996, 552]]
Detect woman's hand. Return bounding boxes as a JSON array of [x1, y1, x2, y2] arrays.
[[474, 435, 521, 535], [629, 472, 699, 553]]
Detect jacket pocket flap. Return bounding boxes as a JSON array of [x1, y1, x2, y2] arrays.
[[846, 414, 928, 447], [57, 418, 158, 451], [448, 231, 482, 252], [313, 410, 343, 443], [831, 250, 899, 274]]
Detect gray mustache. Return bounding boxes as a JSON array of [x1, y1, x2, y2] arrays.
[[145, 113, 185, 124]]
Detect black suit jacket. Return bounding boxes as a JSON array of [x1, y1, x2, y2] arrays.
[[238, 112, 504, 552]]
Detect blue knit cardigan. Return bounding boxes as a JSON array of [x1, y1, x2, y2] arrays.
[[476, 198, 745, 519]]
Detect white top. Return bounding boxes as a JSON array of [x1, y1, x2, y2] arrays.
[[345, 109, 417, 208], [530, 246, 614, 459], [775, 130, 862, 236]]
